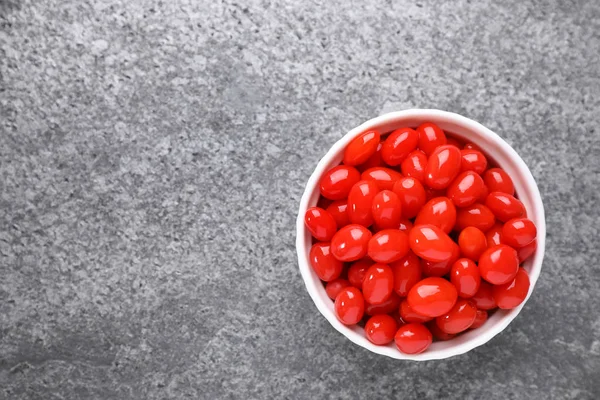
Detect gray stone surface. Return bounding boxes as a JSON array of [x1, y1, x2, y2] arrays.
[[1, 0, 599, 398]]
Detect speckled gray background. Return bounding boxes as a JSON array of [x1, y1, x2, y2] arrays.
[[1, 0, 599, 399]]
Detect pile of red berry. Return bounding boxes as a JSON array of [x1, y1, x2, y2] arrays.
[[304, 123, 538, 354]]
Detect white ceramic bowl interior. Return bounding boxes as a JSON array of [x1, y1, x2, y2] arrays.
[[296, 109, 546, 361]]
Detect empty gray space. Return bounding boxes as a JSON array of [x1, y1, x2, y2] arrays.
[[1, 0, 599, 398]]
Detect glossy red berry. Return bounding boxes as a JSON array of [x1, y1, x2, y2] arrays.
[[485, 223, 503, 247], [501, 218, 537, 248], [319, 165, 361, 200], [417, 122, 447, 155], [394, 323, 432, 354], [335, 287, 365, 325], [414, 197, 457, 234], [343, 130, 381, 166], [326, 200, 351, 228], [358, 142, 384, 171], [362, 263, 394, 305], [391, 251, 422, 297], [460, 149, 488, 174], [401, 150, 428, 182], [399, 299, 433, 323], [471, 281, 497, 310], [371, 190, 403, 229], [407, 277, 458, 317], [347, 258, 373, 288], [361, 167, 403, 191], [447, 171, 485, 208], [381, 127, 419, 166], [425, 145, 462, 190], [517, 240, 537, 263], [450, 258, 481, 298], [347, 180, 379, 226], [304, 207, 337, 241], [330, 224, 372, 262], [485, 192, 525, 222], [435, 299, 477, 334], [368, 229, 410, 264], [483, 168, 515, 195], [420, 245, 459, 277], [492, 267, 530, 309], [365, 315, 397, 345], [458, 226, 487, 261], [408, 224, 458, 263], [309, 242, 343, 281], [365, 292, 401, 316], [455, 203, 496, 232], [392, 177, 427, 219], [325, 279, 351, 300], [470, 309, 488, 329], [479, 244, 519, 285]]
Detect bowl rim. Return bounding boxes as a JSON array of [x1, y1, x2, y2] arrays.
[[296, 109, 546, 361]]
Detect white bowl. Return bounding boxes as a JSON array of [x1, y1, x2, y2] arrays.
[[296, 109, 546, 361]]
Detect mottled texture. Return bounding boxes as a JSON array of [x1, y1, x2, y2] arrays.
[[1, 0, 599, 398]]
